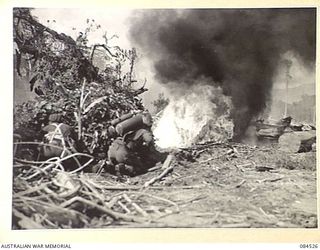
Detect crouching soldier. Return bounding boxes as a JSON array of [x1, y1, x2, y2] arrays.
[[107, 111, 166, 176], [107, 137, 144, 176], [39, 113, 79, 162]]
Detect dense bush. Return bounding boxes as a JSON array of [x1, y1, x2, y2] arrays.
[[13, 8, 146, 159]]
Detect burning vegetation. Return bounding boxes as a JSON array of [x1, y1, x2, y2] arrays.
[[12, 8, 317, 229], [129, 8, 316, 140], [153, 84, 233, 148]]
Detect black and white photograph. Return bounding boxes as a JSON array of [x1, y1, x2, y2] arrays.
[[11, 7, 317, 230]]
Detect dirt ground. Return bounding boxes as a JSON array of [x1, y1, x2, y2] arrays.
[[86, 142, 317, 228], [12, 141, 317, 229]]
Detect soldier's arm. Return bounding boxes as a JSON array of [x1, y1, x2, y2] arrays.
[[40, 125, 51, 139], [68, 126, 78, 141], [142, 130, 154, 146]]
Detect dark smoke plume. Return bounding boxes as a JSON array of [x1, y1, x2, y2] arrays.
[[129, 8, 316, 139]]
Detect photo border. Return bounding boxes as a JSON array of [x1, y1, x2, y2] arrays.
[[1, 0, 319, 245]]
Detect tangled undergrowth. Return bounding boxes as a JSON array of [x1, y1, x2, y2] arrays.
[[14, 8, 147, 159], [12, 141, 317, 228]]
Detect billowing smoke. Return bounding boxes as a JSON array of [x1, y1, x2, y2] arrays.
[[129, 8, 315, 139]]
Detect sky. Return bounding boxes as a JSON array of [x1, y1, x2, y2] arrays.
[[32, 8, 133, 48], [31, 8, 167, 111], [31, 8, 315, 112]]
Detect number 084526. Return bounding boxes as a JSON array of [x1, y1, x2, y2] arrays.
[[300, 244, 319, 249]]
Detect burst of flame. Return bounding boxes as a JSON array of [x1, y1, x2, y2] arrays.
[[153, 85, 234, 148]]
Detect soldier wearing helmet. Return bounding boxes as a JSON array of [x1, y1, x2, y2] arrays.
[[107, 111, 166, 176]]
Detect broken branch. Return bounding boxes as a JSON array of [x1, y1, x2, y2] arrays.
[[144, 155, 175, 188]]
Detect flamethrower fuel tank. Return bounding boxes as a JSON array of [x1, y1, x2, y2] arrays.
[[110, 113, 134, 126], [115, 114, 145, 136]]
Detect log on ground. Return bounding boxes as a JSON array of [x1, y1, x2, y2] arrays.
[[278, 131, 316, 153]]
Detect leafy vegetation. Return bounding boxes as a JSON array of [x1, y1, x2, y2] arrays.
[[13, 8, 146, 159]]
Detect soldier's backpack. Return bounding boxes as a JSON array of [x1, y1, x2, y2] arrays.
[[42, 123, 75, 158], [44, 123, 66, 147]]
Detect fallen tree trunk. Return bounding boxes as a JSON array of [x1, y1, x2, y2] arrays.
[[278, 131, 316, 153]]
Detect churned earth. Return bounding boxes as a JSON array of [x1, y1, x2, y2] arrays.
[[93, 142, 317, 228], [12, 141, 317, 229]]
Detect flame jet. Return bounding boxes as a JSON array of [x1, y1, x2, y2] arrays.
[[129, 8, 316, 140]]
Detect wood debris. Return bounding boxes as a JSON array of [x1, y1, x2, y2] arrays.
[[143, 154, 175, 188]]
